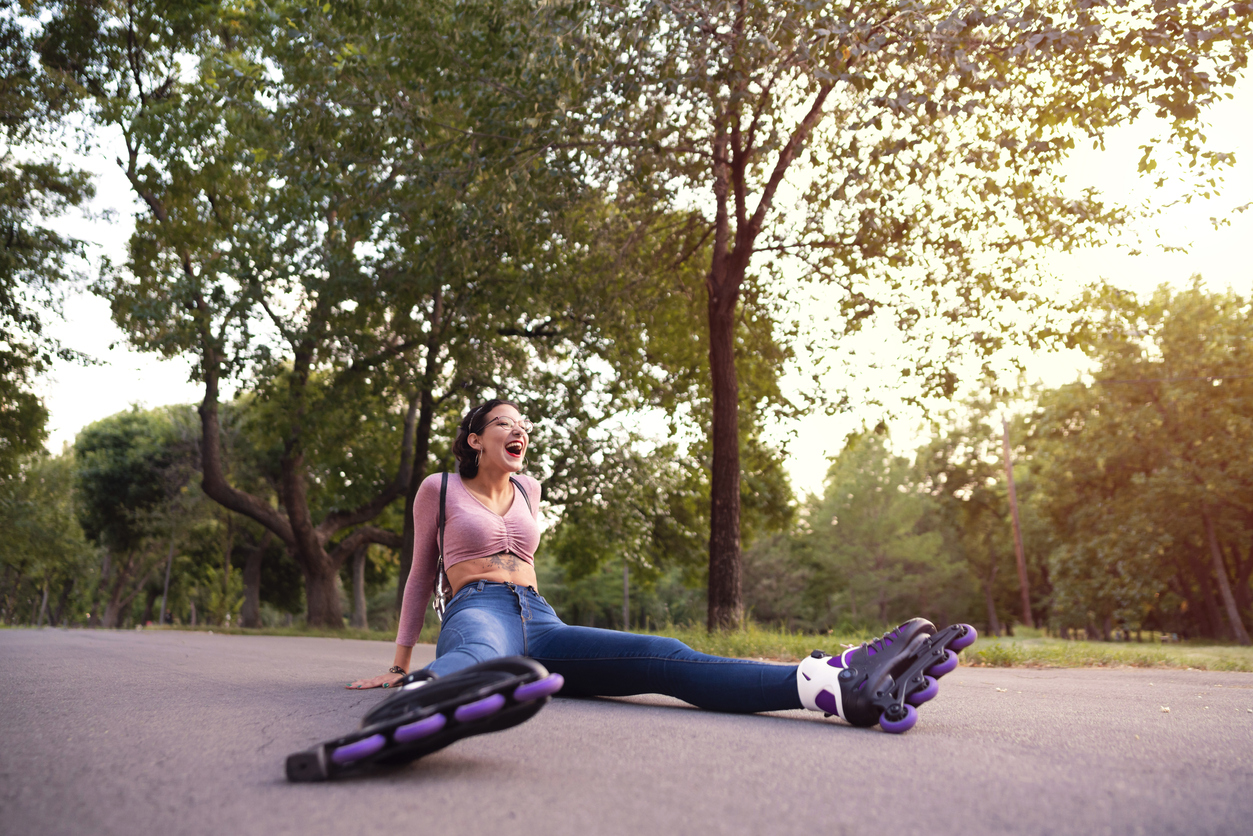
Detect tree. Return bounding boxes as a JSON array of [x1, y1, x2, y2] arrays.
[[1032, 281, 1253, 643], [73, 406, 197, 627], [570, 0, 1252, 628], [0, 0, 92, 477], [0, 449, 95, 626], [918, 399, 1052, 635], [803, 431, 965, 627], [40, 0, 624, 626]]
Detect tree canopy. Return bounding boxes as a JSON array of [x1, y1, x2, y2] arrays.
[[1031, 282, 1253, 643], [564, 0, 1252, 627], [0, 0, 94, 477]]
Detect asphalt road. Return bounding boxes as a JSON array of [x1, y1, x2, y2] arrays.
[[2, 629, 1251, 836]]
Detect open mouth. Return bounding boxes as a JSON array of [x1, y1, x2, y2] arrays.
[[505, 441, 525, 457]]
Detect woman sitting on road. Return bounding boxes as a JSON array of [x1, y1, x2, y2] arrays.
[[348, 398, 976, 733]]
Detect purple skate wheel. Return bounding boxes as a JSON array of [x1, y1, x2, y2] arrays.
[[513, 673, 565, 702], [927, 649, 959, 678], [879, 704, 917, 734], [949, 624, 977, 651], [907, 675, 939, 706], [454, 693, 506, 723], [330, 733, 386, 765], [394, 713, 447, 743]]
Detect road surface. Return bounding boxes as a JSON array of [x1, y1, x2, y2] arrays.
[[2, 629, 1251, 836]]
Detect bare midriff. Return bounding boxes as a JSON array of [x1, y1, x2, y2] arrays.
[[446, 551, 538, 596]]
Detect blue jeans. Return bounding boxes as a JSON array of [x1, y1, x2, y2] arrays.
[[425, 581, 802, 714]]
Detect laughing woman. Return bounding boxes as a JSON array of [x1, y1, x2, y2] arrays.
[[347, 398, 975, 733]]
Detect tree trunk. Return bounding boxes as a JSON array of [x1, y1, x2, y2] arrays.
[[984, 562, 1000, 637], [706, 272, 742, 631], [102, 593, 124, 629], [1185, 543, 1226, 639], [91, 549, 111, 627], [1203, 512, 1251, 645], [350, 545, 368, 629], [36, 583, 49, 627], [141, 586, 158, 625], [159, 534, 175, 626], [1, 563, 17, 623], [304, 562, 343, 628], [1170, 557, 1210, 637], [622, 558, 629, 632], [397, 290, 442, 613], [239, 533, 270, 629], [397, 385, 436, 613], [52, 578, 74, 626], [1226, 538, 1250, 616], [1001, 416, 1033, 628], [101, 554, 134, 628]]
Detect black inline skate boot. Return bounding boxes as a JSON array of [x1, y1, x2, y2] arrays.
[[285, 656, 564, 781], [796, 618, 977, 733]]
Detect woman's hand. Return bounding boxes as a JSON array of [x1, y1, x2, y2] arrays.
[[347, 672, 403, 690]]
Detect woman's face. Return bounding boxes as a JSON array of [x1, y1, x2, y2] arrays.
[[470, 404, 529, 474]]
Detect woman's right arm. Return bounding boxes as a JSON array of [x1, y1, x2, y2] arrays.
[[347, 475, 441, 690], [347, 644, 413, 690]]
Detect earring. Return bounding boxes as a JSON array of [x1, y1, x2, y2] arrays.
[[474, 450, 481, 467]]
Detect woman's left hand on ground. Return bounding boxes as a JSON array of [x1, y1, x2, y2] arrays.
[[347, 672, 403, 689]]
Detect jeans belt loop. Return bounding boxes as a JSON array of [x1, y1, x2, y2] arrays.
[[476, 580, 486, 592]]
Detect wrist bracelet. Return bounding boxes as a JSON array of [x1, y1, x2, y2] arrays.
[[388, 665, 406, 675]]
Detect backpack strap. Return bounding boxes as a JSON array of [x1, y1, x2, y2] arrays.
[[509, 476, 533, 515], [433, 473, 450, 621]]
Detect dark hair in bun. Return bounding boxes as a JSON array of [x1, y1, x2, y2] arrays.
[[453, 399, 519, 479]]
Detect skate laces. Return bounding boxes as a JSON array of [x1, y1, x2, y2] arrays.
[[863, 627, 901, 657]]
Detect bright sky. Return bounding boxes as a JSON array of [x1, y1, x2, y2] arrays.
[[38, 81, 1253, 499]]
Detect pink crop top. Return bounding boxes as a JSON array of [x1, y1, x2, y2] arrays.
[[395, 472, 542, 646]]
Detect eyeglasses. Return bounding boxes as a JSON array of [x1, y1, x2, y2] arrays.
[[481, 416, 533, 434]]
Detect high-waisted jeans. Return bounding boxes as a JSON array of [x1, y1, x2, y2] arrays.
[[424, 580, 802, 714]]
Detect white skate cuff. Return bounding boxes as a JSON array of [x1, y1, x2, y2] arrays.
[[796, 654, 846, 719]]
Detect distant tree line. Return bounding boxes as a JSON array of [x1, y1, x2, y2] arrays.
[[4, 283, 1249, 645], [746, 284, 1253, 644]]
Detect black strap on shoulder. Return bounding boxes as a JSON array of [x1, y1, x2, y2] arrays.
[[509, 476, 533, 515], [438, 472, 448, 555], [433, 473, 450, 620]]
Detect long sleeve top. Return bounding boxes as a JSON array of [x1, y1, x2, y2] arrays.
[[395, 472, 542, 646]]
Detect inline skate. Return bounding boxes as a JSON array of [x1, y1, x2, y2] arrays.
[[286, 656, 564, 781], [796, 619, 977, 733]]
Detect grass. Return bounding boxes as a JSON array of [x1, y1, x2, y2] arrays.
[[963, 634, 1253, 672], [662, 624, 1253, 672], [110, 621, 1253, 672], [621, 624, 1253, 672]]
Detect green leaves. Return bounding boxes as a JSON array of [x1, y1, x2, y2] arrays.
[[1032, 282, 1253, 638], [1, 3, 96, 477]]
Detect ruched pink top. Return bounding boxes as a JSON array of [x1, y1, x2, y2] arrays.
[[395, 472, 542, 646]]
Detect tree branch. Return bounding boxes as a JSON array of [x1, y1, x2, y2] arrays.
[[314, 390, 421, 540], [330, 525, 404, 564]]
